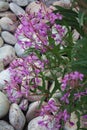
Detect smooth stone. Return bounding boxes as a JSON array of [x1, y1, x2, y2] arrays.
[[0, 62, 4, 72], [53, 0, 71, 8], [28, 116, 48, 130], [0, 69, 10, 90], [0, 45, 16, 66], [0, 17, 17, 32], [12, 0, 29, 6], [45, 0, 59, 6], [19, 99, 28, 111], [0, 91, 10, 118], [9, 3, 25, 16], [0, 37, 4, 47], [14, 43, 25, 57], [9, 103, 26, 130], [0, 120, 14, 130], [26, 101, 41, 122], [28, 116, 58, 130], [0, 11, 17, 22], [1, 31, 17, 45], [0, 2, 9, 12], [26, 2, 42, 14]]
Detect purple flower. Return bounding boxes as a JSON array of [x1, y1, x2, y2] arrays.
[[61, 71, 84, 91], [5, 54, 47, 103], [60, 92, 70, 104]]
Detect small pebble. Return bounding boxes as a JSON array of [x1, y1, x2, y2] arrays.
[[0, 45, 16, 66], [0, 69, 10, 90], [0, 37, 4, 47], [0, 120, 14, 130], [0, 17, 17, 32], [9, 2, 25, 16], [0, 91, 10, 118], [12, 0, 29, 7], [1, 31, 17, 45], [9, 103, 26, 130], [0, 1, 9, 12]]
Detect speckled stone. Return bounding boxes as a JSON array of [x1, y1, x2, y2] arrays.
[[0, 91, 10, 118], [0, 11, 17, 22], [9, 103, 26, 130], [0, 37, 4, 47], [0, 1, 9, 12], [1, 31, 17, 45], [12, 0, 29, 6], [0, 120, 14, 130], [0, 17, 17, 32], [0, 45, 16, 66], [28, 116, 58, 130], [0, 69, 10, 90], [9, 3, 25, 16]]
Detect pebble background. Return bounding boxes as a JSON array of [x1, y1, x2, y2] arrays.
[[0, 0, 82, 130]]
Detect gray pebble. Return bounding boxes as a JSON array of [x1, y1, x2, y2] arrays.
[[12, 0, 29, 7], [0, 91, 10, 118], [0, 17, 17, 32], [9, 3, 25, 16], [0, 37, 4, 47], [0, 1, 9, 12], [9, 103, 26, 130], [0, 45, 16, 66], [1, 31, 17, 45], [0, 120, 14, 130]]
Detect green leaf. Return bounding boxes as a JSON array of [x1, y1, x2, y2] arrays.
[[78, 11, 85, 26], [38, 96, 46, 109], [54, 5, 78, 18], [71, 38, 87, 75], [54, 5, 84, 35]]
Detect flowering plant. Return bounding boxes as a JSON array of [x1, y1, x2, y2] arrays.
[[5, 0, 87, 130]]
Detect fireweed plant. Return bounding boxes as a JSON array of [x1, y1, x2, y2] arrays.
[[5, 1, 87, 130]]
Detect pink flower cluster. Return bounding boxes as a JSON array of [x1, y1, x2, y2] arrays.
[[5, 54, 47, 102], [15, 4, 65, 52], [38, 99, 70, 130], [61, 71, 84, 91]]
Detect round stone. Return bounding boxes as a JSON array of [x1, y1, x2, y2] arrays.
[[26, 2, 43, 14], [28, 116, 58, 130], [0, 17, 17, 32], [0, 91, 10, 118], [9, 103, 26, 130], [0, 11, 17, 22], [28, 116, 48, 130], [0, 1, 9, 12], [26, 101, 40, 122], [0, 37, 4, 47], [0, 62, 4, 72], [14, 43, 25, 57], [0, 69, 11, 90], [9, 3, 25, 16], [12, 0, 29, 6], [0, 120, 14, 130], [1, 31, 17, 45], [0, 45, 16, 66], [53, 0, 71, 8]]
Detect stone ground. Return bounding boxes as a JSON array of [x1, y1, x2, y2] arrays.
[[0, 1, 79, 130]]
